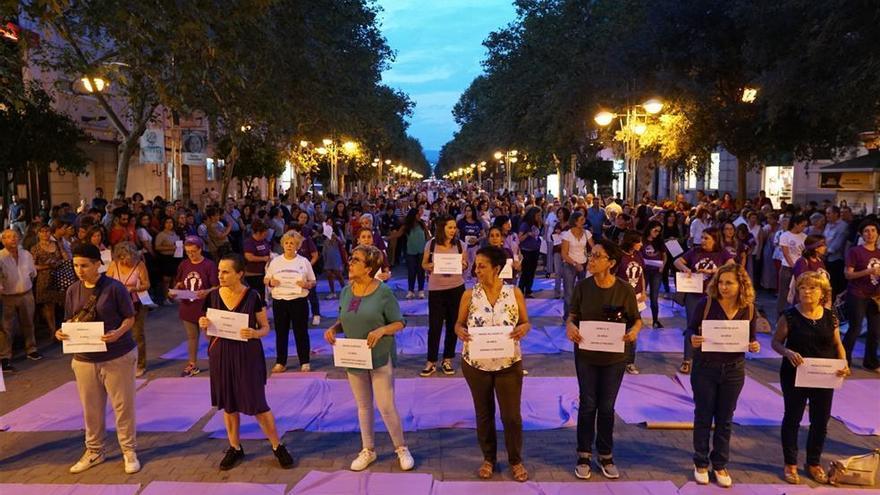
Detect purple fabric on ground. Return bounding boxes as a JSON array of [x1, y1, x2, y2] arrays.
[[637, 328, 687, 353], [160, 330, 331, 360], [0, 380, 144, 431], [141, 481, 285, 495], [409, 378, 477, 430], [319, 299, 340, 318], [615, 374, 694, 424], [0, 484, 140, 495], [134, 377, 212, 431], [312, 378, 416, 432], [291, 470, 434, 495], [830, 379, 880, 435], [432, 480, 679, 495], [395, 326, 429, 355], [746, 334, 786, 360], [677, 374, 808, 427], [524, 298, 563, 317], [677, 482, 810, 495], [520, 377, 578, 430], [519, 327, 563, 354], [203, 375, 327, 439], [397, 298, 429, 316], [543, 325, 574, 352]]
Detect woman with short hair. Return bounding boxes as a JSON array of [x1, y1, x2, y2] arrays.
[[107, 242, 150, 377], [323, 245, 414, 472]]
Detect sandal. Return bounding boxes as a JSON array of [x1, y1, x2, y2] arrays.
[[511, 463, 529, 482], [477, 460, 494, 479], [806, 464, 828, 484], [783, 465, 800, 484], [679, 360, 692, 374]]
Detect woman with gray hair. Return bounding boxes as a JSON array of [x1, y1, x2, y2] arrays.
[[324, 244, 413, 472], [265, 231, 317, 373], [106, 241, 150, 377]]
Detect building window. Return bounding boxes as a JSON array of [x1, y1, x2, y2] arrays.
[[206, 158, 216, 181], [708, 152, 720, 190], [687, 170, 697, 189]]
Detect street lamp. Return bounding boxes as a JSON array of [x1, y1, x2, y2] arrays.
[[317, 138, 357, 195], [593, 98, 664, 202], [494, 149, 518, 191]]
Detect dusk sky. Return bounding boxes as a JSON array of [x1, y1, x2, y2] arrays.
[[377, 0, 518, 158]]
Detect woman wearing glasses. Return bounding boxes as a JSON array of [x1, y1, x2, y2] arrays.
[[566, 239, 642, 481], [324, 245, 414, 472]]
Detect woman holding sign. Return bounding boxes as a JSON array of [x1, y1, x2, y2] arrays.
[[421, 215, 468, 376], [687, 264, 760, 487], [106, 242, 150, 377], [198, 254, 293, 471], [566, 239, 641, 480], [771, 271, 850, 485], [323, 245, 414, 472], [265, 231, 317, 373], [454, 245, 531, 482], [170, 236, 218, 377], [674, 227, 734, 374]]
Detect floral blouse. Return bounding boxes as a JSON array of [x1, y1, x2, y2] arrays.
[[463, 283, 522, 371]]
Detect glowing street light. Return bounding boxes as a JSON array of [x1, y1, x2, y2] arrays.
[[594, 110, 615, 126], [741, 87, 758, 103], [80, 77, 108, 93], [643, 98, 664, 114]]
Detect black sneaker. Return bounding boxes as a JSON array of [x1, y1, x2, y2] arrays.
[[653, 321, 663, 329], [273, 444, 293, 469], [441, 360, 455, 375], [419, 363, 436, 377], [1, 359, 16, 373], [219, 446, 244, 471], [575, 456, 592, 479], [27, 351, 43, 361]]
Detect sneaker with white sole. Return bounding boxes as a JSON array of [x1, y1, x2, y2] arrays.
[[350, 448, 377, 471], [418, 290, 425, 299], [272, 363, 286, 373], [396, 446, 414, 471], [406, 291, 415, 299], [599, 457, 620, 479], [694, 465, 710, 484], [714, 468, 733, 488], [301, 363, 311, 372], [625, 363, 640, 375], [575, 456, 592, 479], [123, 451, 141, 474], [69, 450, 105, 474], [311, 315, 321, 326]]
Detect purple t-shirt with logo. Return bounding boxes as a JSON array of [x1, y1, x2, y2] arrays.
[[175, 258, 220, 323], [846, 246, 880, 298], [243, 236, 273, 274], [617, 251, 645, 295], [640, 243, 664, 272], [683, 247, 734, 290]]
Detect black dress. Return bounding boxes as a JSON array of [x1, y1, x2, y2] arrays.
[[205, 288, 270, 415]]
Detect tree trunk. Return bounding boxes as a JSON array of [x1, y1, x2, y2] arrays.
[[114, 135, 139, 199], [220, 143, 240, 201]]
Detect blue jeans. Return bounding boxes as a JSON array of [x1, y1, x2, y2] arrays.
[[562, 262, 585, 321], [575, 357, 626, 456], [405, 254, 425, 292], [691, 359, 745, 469], [844, 293, 880, 369], [683, 293, 704, 361], [645, 269, 662, 323]]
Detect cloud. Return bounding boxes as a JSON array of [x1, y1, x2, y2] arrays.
[[383, 66, 455, 84]]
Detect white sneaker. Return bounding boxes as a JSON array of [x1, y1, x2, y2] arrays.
[[714, 468, 733, 488], [396, 446, 414, 471], [123, 451, 141, 474], [69, 450, 105, 474], [311, 315, 321, 326], [300, 363, 311, 372], [406, 291, 415, 299], [418, 291, 425, 299], [694, 466, 710, 485], [272, 363, 286, 374], [350, 448, 377, 471]]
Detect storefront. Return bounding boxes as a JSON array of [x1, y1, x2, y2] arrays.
[[818, 151, 880, 214], [763, 165, 794, 208]]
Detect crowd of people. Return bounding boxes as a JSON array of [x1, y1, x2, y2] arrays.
[[1, 182, 876, 485]]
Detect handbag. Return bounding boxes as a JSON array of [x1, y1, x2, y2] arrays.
[[829, 449, 879, 486], [50, 259, 78, 293], [69, 282, 104, 323]]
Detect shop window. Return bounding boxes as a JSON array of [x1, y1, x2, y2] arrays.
[[708, 152, 720, 190]]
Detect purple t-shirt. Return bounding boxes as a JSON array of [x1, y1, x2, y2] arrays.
[[175, 258, 220, 323], [65, 275, 136, 363], [640, 243, 664, 272], [243, 236, 273, 274], [617, 251, 645, 295], [688, 297, 756, 363], [722, 241, 739, 259], [792, 257, 828, 280], [845, 246, 880, 298], [297, 236, 317, 260], [683, 248, 734, 290]]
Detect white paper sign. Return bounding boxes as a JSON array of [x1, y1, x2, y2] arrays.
[[676, 272, 703, 293], [137, 291, 156, 308], [433, 253, 463, 275], [62, 322, 107, 353], [333, 338, 373, 369], [701, 320, 750, 352], [469, 326, 515, 359], [645, 259, 664, 269], [795, 358, 847, 389], [322, 224, 333, 239], [665, 239, 684, 258], [98, 249, 112, 273], [173, 240, 184, 258], [552, 233, 563, 246], [206, 308, 249, 342], [276, 272, 304, 295], [169, 289, 198, 301], [578, 321, 626, 353], [499, 259, 514, 279], [0, 365, 5, 392]]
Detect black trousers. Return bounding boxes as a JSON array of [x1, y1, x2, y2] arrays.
[[691, 359, 745, 470], [427, 284, 465, 362], [844, 294, 880, 369], [273, 297, 310, 366], [462, 360, 524, 464], [575, 357, 626, 456], [826, 259, 846, 302], [518, 250, 540, 295], [245, 275, 265, 302], [780, 367, 833, 466]]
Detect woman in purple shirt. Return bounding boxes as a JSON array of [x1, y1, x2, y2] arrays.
[[674, 227, 735, 374], [641, 221, 666, 328], [789, 235, 828, 306], [687, 264, 760, 487], [617, 230, 645, 375], [842, 219, 880, 371]]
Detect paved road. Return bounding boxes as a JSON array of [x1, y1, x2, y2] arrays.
[[0, 269, 877, 491]]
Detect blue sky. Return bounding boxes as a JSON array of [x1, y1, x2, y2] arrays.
[[377, 0, 518, 156]]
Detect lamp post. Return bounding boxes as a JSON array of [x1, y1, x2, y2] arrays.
[[316, 138, 357, 195], [493, 150, 518, 191], [594, 98, 663, 202]]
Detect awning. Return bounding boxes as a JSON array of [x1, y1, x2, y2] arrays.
[[819, 152, 880, 173]]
